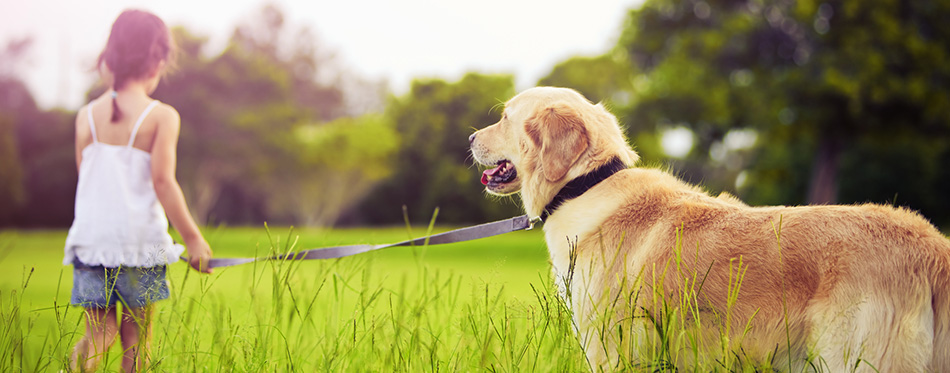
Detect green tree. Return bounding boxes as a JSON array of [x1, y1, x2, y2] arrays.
[[0, 38, 76, 227], [274, 114, 399, 226], [0, 39, 32, 226], [230, 3, 345, 120], [0, 110, 24, 226], [354, 73, 522, 225], [617, 0, 950, 224], [145, 27, 306, 224], [148, 6, 383, 226], [538, 53, 634, 105], [536, 53, 669, 168]]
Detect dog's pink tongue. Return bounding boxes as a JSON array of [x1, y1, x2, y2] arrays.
[[481, 165, 503, 185]]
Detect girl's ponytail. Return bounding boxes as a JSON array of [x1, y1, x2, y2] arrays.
[[97, 9, 175, 123]]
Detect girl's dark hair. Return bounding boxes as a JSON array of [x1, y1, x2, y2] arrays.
[[97, 10, 175, 123]]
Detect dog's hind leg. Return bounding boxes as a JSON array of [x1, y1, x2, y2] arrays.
[[808, 286, 934, 373], [868, 288, 934, 373]]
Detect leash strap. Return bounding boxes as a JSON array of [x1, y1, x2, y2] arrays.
[[188, 215, 539, 268]]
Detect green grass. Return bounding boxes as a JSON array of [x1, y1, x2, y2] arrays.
[[0, 224, 880, 372], [0, 226, 590, 372]]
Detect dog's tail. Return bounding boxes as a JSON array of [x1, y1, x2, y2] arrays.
[[931, 236, 950, 371]]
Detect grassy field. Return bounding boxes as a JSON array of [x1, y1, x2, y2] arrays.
[[4, 223, 911, 372], [0, 225, 594, 372]]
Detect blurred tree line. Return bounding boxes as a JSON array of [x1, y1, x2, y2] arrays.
[[545, 0, 950, 228], [2, 1, 949, 229]]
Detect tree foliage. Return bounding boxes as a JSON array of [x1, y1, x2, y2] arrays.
[[353, 73, 523, 225], [617, 0, 950, 225], [274, 114, 399, 226], [150, 10, 395, 227], [0, 38, 76, 227], [155, 26, 314, 224], [538, 54, 634, 106], [4, 1, 949, 228]]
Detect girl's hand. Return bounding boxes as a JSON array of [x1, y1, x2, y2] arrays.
[[185, 238, 213, 274]]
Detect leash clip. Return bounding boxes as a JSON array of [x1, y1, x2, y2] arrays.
[[527, 216, 542, 231]]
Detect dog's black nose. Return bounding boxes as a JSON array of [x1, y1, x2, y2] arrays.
[[469, 133, 476, 144]]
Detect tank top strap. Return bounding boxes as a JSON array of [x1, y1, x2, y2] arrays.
[[127, 100, 160, 148], [86, 104, 99, 143]]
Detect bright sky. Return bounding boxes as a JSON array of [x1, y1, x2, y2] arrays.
[[1, 0, 645, 110]]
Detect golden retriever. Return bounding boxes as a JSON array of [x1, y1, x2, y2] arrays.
[[470, 87, 950, 372]]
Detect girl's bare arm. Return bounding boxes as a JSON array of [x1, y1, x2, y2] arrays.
[[150, 105, 213, 273]]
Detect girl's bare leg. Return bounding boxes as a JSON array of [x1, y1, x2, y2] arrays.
[[120, 305, 153, 372], [71, 307, 119, 371]]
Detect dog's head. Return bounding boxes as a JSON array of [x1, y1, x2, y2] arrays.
[[470, 87, 639, 218]]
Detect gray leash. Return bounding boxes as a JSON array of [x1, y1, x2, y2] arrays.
[[186, 215, 540, 268]]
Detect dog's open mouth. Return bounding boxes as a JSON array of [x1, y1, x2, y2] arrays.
[[481, 160, 517, 188]]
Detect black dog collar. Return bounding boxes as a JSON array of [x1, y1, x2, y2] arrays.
[[539, 157, 626, 221]]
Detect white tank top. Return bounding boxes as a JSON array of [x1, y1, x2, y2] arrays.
[[63, 100, 184, 267]]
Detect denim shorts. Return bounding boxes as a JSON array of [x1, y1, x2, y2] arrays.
[[71, 258, 170, 308]]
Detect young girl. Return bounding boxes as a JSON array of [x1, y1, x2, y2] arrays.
[[64, 9, 213, 372]]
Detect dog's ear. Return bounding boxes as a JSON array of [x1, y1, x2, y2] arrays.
[[526, 103, 589, 182]]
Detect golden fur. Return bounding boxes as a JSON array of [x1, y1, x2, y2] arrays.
[[470, 87, 950, 372]]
